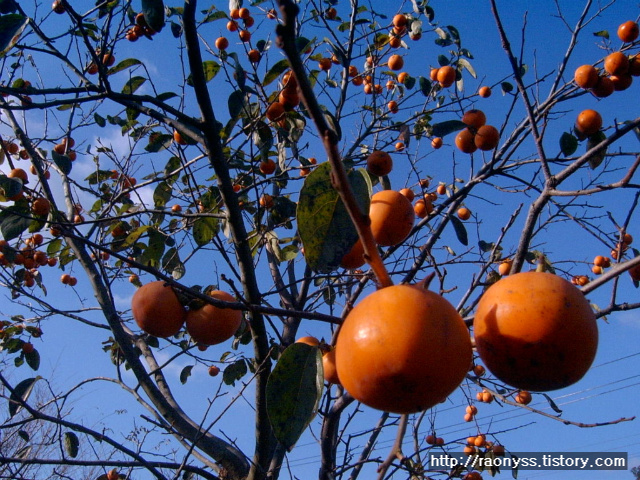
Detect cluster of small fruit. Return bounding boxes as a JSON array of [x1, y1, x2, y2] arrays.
[[455, 109, 500, 154], [573, 20, 639, 97], [4, 167, 51, 213], [125, 13, 160, 42], [589, 232, 635, 280], [464, 433, 505, 458], [2, 139, 32, 163], [0, 235, 58, 288], [52, 136, 77, 161], [86, 50, 116, 76]]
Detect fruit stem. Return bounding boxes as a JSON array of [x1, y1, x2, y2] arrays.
[[276, 0, 392, 289]]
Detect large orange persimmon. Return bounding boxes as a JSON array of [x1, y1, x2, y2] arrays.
[[473, 271, 598, 391], [369, 190, 414, 246], [336, 284, 472, 414], [132, 281, 187, 338], [185, 290, 242, 345]]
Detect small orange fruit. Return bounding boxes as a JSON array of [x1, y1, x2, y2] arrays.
[[248, 49, 261, 63], [437, 65, 456, 87], [429, 68, 439, 81], [436, 184, 446, 196], [397, 71, 409, 84], [387, 100, 399, 113], [387, 54, 404, 71], [457, 207, 471, 220], [369, 190, 414, 246], [474, 125, 500, 151], [31, 197, 51, 216], [318, 58, 332, 71], [394, 141, 405, 152], [322, 348, 341, 384], [575, 109, 602, 136], [604, 51, 629, 76], [414, 198, 433, 218], [478, 85, 492, 98], [473, 271, 598, 391], [8, 168, 28, 184], [296, 336, 320, 347], [266, 102, 285, 122], [399, 188, 415, 201], [455, 128, 477, 154], [590, 76, 614, 98], [462, 109, 487, 130], [186, 290, 242, 345], [238, 30, 251, 42], [259, 159, 276, 175], [610, 73, 633, 91], [574, 65, 599, 89], [515, 390, 532, 405], [431, 137, 443, 149], [366, 150, 393, 177], [259, 194, 274, 209], [208, 365, 221, 377], [132, 281, 187, 338], [392, 14, 407, 28], [617, 20, 639, 43], [340, 239, 365, 269], [335, 284, 473, 414]]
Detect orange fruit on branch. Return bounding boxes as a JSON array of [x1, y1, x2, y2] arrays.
[[186, 290, 242, 346], [336, 284, 472, 413], [474, 125, 500, 151], [603, 51, 629, 76], [575, 109, 602, 137], [436, 65, 456, 87], [473, 271, 598, 391], [462, 109, 486, 130], [132, 281, 187, 338], [455, 128, 477, 154], [369, 190, 414, 246], [617, 20, 639, 43], [573, 65, 599, 89], [387, 54, 404, 71], [366, 150, 393, 177]]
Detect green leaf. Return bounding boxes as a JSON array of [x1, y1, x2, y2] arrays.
[[223, 358, 248, 386], [501, 82, 514, 94], [0, 207, 32, 241], [0, 14, 27, 57], [586, 131, 607, 169], [51, 151, 72, 175], [450, 215, 468, 246], [64, 432, 79, 458], [94, 113, 106, 127], [9, 377, 40, 418], [153, 181, 172, 207], [202, 60, 220, 83], [593, 30, 609, 39], [457, 58, 476, 78], [431, 120, 466, 138], [559, 132, 578, 157], [193, 216, 219, 246], [266, 343, 323, 451], [145, 132, 172, 153], [121, 76, 146, 95], [263, 59, 290, 86], [119, 225, 152, 250], [228, 90, 245, 119], [24, 349, 39, 371], [418, 76, 431, 96], [180, 365, 193, 384], [0, 175, 23, 201], [297, 163, 370, 272], [141, 0, 165, 32], [162, 247, 185, 280], [108, 58, 143, 75]]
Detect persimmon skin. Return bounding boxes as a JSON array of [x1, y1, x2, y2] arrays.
[[473, 271, 598, 391], [132, 281, 187, 338], [336, 285, 472, 414], [185, 290, 242, 346], [369, 190, 414, 246]]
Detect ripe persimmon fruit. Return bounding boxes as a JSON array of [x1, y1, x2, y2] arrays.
[[474, 125, 500, 151], [335, 284, 472, 413], [574, 65, 599, 89], [186, 290, 242, 345], [296, 336, 320, 347], [473, 271, 598, 391], [617, 20, 639, 43], [478, 85, 492, 98], [8, 168, 28, 183], [397, 71, 409, 84], [590, 76, 614, 98], [515, 390, 532, 405], [322, 348, 340, 384], [387, 54, 404, 71], [431, 137, 443, 149], [604, 51, 629, 76], [399, 188, 415, 201], [610, 73, 633, 91], [340, 240, 365, 268], [437, 65, 456, 87], [455, 128, 477, 154], [457, 207, 471, 220], [266, 102, 285, 122], [132, 281, 187, 338], [31, 197, 51, 216], [259, 158, 276, 175], [392, 14, 407, 28], [366, 150, 393, 177], [462, 109, 486, 130], [575, 109, 602, 137], [369, 190, 414, 246]]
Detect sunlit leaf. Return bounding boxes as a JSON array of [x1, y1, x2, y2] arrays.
[[9, 377, 40, 418], [109, 58, 143, 75], [64, 432, 79, 458], [121, 76, 146, 95], [593, 30, 609, 39], [0, 14, 27, 57], [297, 163, 370, 272], [266, 343, 323, 451], [263, 59, 290, 86], [458, 58, 476, 78]]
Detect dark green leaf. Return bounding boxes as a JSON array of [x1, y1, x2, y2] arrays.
[[17, 430, 29, 442], [263, 59, 291, 86], [162, 247, 185, 280], [121, 76, 146, 95], [0, 14, 27, 57], [541, 393, 563, 414], [202, 11, 227, 23], [450, 215, 468, 246], [141, 0, 165, 32], [0, 207, 32, 241], [108, 58, 143, 75], [193, 216, 219, 246], [431, 120, 466, 138], [145, 132, 172, 153], [501, 82, 514, 94], [51, 151, 72, 175], [437, 54, 450, 66], [587, 131, 607, 169], [0, 175, 23, 201], [297, 163, 370, 272], [170, 21, 182, 37], [24, 349, 39, 371], [0, 0, 18, 14], [559, 132, 578, 157], [153, 181, 172, 207], [593, 30, 609, 39], [64, 432, 79, 458], [9, 377, 40, 418], [180, 365, 193, 384], [228, 90, 245, 119], [266, 343, 323, 451], [94, 113, 106, 127], [418, 76, 431, 96], [223, 358, 248, 386]]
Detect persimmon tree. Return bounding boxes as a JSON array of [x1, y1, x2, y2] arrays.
[[0, 0, 638, 479]]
